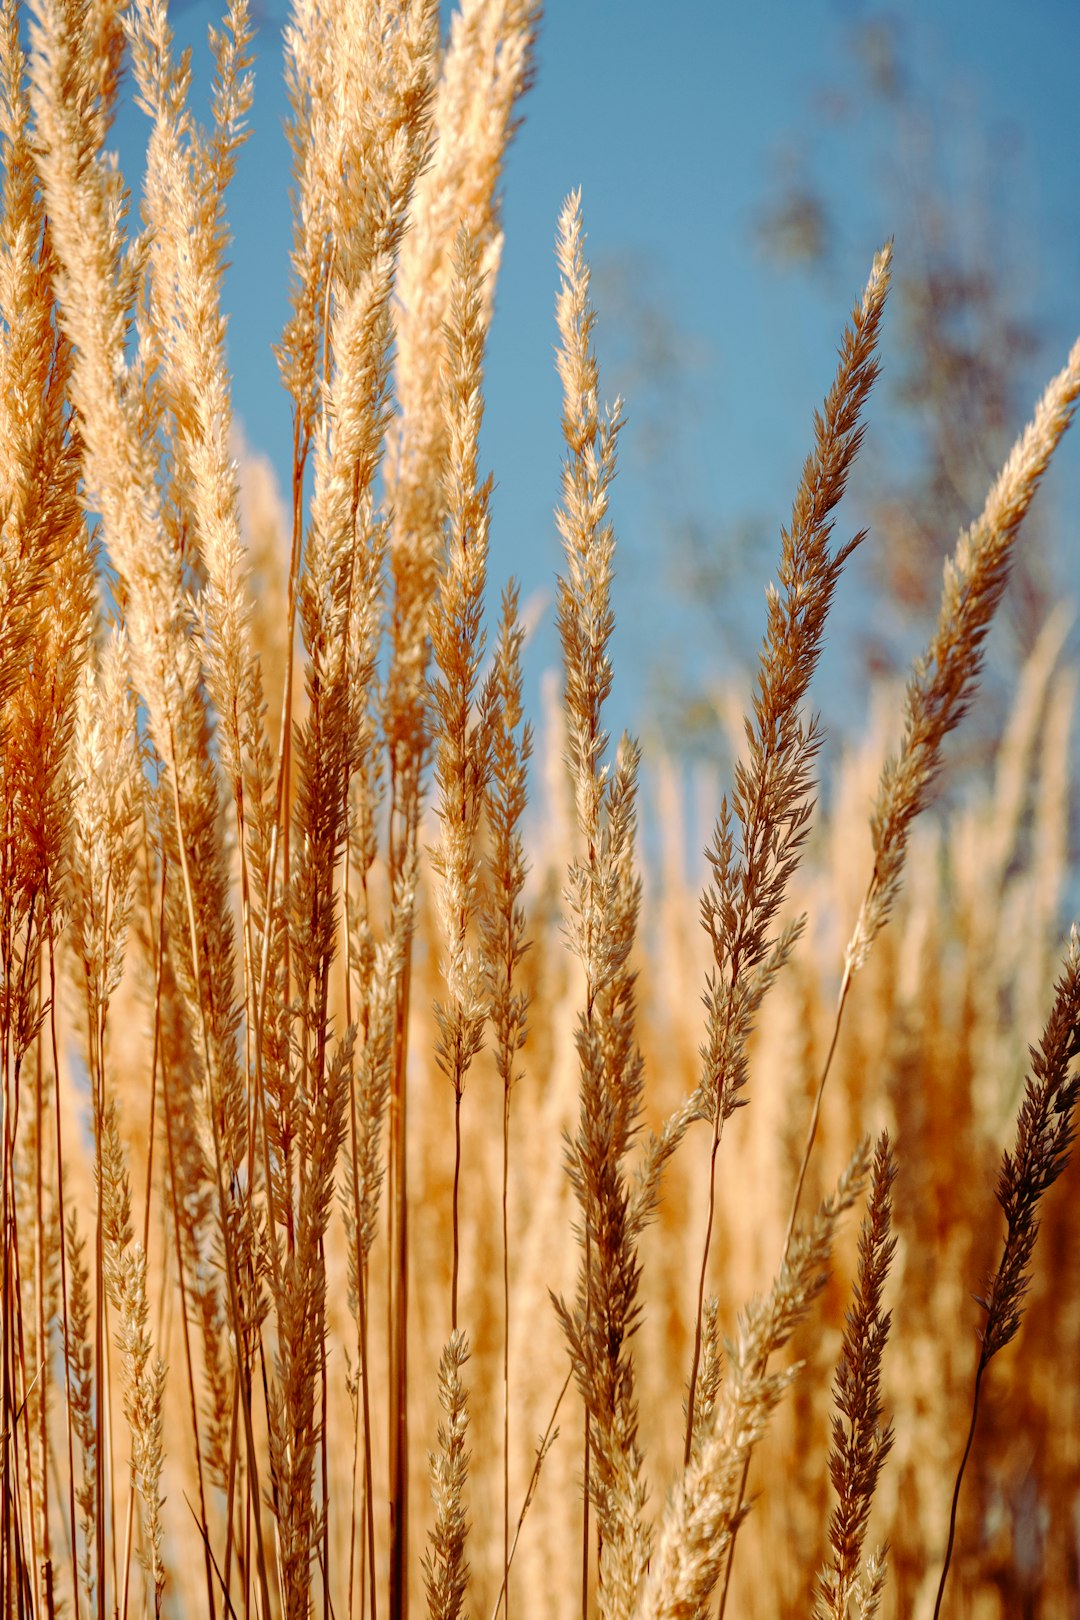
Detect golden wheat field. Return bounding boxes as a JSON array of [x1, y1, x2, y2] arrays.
[[1, 2, 1078, 1619]]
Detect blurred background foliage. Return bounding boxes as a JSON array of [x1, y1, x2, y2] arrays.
[[595, 9, 1074, 781]]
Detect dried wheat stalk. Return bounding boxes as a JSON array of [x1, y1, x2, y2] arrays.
[[933, 926, 1080, 1618], [816, 1132, 896, 1620], [638, 1145, 871, 1620], [847, 339, 1080, 979]]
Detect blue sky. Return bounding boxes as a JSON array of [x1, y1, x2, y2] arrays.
[[110, 0, 1080, 764]]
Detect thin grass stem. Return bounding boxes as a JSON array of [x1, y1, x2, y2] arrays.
[[932, 1358, 985, 1620]]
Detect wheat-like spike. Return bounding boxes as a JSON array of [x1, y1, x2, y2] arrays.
[[554, 735, 652, 1620], [260, 0, 337, 1272], [637, 1143, 871, 1620], [682, 259, 895, 1434], [384, 0, 538, 825], [281, 0, 436, 863], [696, 244, 892, 1133], [772, 348, 1080, 1552], [2, 425, 90, 1067], [269, 1030, 353, 1620], [481, 583, 532, 1098], [553, 192, 622, 868], [0, 30, 93, 1595], [342, 852, 414, 1284], [430, 225, 500, 1331], [65, 1213, 97, 1616], [423, 1330, 473, 1620], [32, 0, 251, 1244], [341, 846, 413, 1620], [480, 581, 532, 1614], [933, 925, 1080, 1616], [31, 5, 271, 1606], [0, 0, 85, 725], [126, 0, 276, 1396], [95, 1095, 166, 1616], [128, 0, 273, 1213], [846, 339, 1080, 978], [982, 926, 1080, 1359], [686, 244, 892, 1482], [97, 1097, 132, 1314], [382, 15, 534, 1607], [128, 0, 259, 802], [276, 0, 329, 442], [685, 1299, 722, 1467], [13, 1055, 62, 1614], [551, 191, 656, 1620], [69, 632, 143, 1042], [855, 1549, 889, 1620], [0, 0, 91, 1070], [289, 0, 433, 1139], [114, 1245, 166, 1618], [149, 928, 231, 1579], [290, 245, 391, 1052], [816, 1132, 896, 1620], [274, 15, 434, 1613]]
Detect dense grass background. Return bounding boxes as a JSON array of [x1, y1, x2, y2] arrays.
[[1, 3, 1078, 1619]]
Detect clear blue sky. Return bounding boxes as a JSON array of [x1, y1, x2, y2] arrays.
[[111, 0, 1080, 761]]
